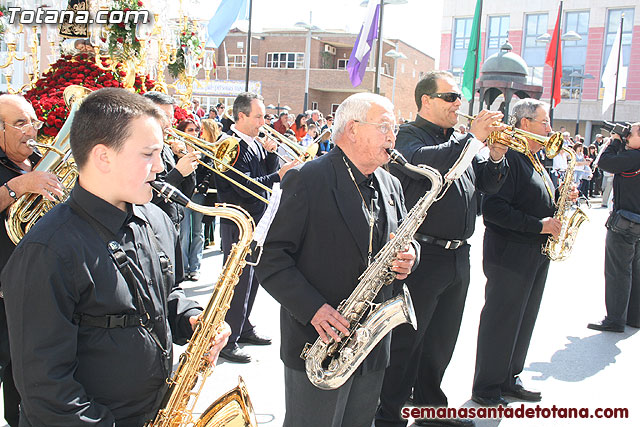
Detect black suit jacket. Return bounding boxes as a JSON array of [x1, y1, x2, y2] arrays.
[[256, 147, 418, 373], [214, 130, 280, 223]]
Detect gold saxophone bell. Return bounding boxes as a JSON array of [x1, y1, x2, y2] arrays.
[[5, 85, 92, 244], [194, 377, 257, 427]]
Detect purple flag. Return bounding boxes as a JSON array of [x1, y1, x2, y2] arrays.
[[347, 2, 380, 87]]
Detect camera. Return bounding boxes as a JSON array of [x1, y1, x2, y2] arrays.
[[601, 121, 632, 138]]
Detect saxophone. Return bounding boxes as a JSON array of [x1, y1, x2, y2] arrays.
[[542, 146, 589, 261], [301, 149, 444, 390], [147, 182, 257, 427]]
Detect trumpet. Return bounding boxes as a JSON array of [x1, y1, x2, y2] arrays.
[[456, 112, 564, 157], [259, 125, 318, 163], [165, 128, 272, 204]]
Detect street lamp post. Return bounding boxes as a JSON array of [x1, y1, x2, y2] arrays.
[[385, 47, 407, 107], [569, 71, 594, 136], [266, 104, 291, 115], [535, 30, 582, 125], [295, 18, 321, 112]]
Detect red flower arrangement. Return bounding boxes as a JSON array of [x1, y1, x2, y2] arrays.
[[25, 53, 156, 138], [173, 105, 196, 125]]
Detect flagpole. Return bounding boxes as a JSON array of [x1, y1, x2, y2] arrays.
[[244, 0, 253, 92], [373, 0, 384, 94], [549, 0, 563, 125], [611, 14, 624, 122], [468, 0, 483, 116]]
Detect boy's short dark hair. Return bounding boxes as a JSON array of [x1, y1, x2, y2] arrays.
[[70, 88, 164, 169]]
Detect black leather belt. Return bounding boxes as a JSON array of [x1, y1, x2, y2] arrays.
[[414, 233, 466, 250]]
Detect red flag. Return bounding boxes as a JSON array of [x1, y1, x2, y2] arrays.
[[545, 2, 563, 108]]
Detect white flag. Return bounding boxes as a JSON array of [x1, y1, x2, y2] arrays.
[[602, 21, 624, 114]]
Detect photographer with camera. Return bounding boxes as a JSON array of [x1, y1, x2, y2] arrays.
[[587, 122, 640, 333]]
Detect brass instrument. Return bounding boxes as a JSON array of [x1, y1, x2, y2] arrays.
[[224, 106, 234, 122], [302, 149, 444, 390], [456, 111, 529, 153], [5, 85, 91, 244], [147, 181, 257, 427], [259, 125, 318, 163], [165, 128, 271, 204], [542, 145, 589, 261]]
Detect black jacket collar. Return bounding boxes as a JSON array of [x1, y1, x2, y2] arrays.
[[412, 114, 454, 140]]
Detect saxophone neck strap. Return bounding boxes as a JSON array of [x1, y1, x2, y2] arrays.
[[526, 150, 556, 203]]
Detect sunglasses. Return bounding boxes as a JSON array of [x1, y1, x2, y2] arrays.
[[429, 92, 462, 103]]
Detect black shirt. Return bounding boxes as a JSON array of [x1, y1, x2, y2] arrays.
[[483, 149, 556, 244], [1, 184, 202, 426], [389, 115, 508, 246], [598, 139, 640, 215], [0, 147, 42, 268]]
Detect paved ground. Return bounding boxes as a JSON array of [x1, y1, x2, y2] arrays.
[[2, 197, 639, 426]]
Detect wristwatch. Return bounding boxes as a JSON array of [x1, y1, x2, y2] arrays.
[[3, 182, 18, 202]]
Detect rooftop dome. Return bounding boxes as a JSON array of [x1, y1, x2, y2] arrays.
[[480, 41, 528, 83]]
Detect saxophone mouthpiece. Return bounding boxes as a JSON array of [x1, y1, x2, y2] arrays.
[[386, 148, 408, 166], [150, 181, 190, 207]]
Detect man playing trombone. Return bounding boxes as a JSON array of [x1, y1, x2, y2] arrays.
[[217, 92, 298, 363]]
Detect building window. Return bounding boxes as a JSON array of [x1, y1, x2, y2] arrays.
[[601, 8, 634, 92], [560, 11, 589, 98], [266, 52, 305, 69], [486, 16, 510, 58], [522, 13, 548, 85], [331, 104, 340, 115], [311, 102, 318, 110], [451, 17, 472, 70], [227, 54, 246, 68], [337, 59, 348, 69]]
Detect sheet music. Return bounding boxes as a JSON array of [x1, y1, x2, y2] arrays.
[[253, 183, 282, 247], [444, 138, 485, 182]]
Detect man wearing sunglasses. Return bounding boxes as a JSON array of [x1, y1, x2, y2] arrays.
[[0, 94, 65, 426], [376, 71, 509, 427]]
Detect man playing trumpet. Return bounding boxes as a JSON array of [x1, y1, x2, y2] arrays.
[[376, 70, 509, 427]]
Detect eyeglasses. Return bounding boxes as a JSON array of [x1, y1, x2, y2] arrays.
[[5, 120, 44, 134], [526, 117, 551, 127], [354, 120, 400, 136], [429, 92, 462, 103]]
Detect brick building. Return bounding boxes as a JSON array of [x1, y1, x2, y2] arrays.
[[440, 0, 639, 143], [194, 28, 435, 121]]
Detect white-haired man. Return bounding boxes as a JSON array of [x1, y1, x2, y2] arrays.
[[256, 93, 418, 427]]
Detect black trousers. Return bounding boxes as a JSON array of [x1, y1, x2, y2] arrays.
[[284, 366, 384, 427], [376, 244, 470, 427], [603, 228, 640, 327], [472, 230, 549, 398], [221, 222, 258, 348], [0, 300, 19, 426]]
